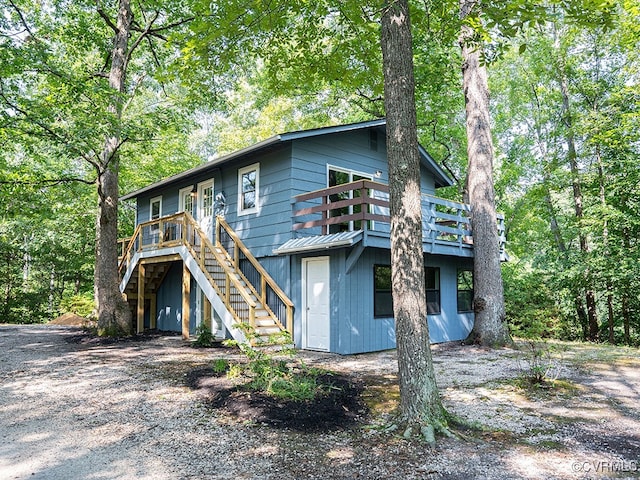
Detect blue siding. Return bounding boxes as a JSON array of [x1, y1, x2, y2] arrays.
[[155, 262, 183, 332], [128, 124, 469, 354], [309, 248, 474, 354]]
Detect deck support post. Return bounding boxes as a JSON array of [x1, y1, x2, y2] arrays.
[[182, 262, 191, 339], [137, 263, 145, 334], [203, 297, 212, 330], [150, 293, 157, 330]]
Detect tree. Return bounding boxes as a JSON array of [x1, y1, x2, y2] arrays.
[[381, 0, 446, 436], [93, 0, 135, 335], [487, 2, 639, 343], [459, 0, 512, 346], [1, 0, 199, 331]]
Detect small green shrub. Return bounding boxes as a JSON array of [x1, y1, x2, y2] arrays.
[[211, 358, 229, 374], [225, 325, 332, 401], [517, 340, 559, 388], [193, 323, 214, 348]]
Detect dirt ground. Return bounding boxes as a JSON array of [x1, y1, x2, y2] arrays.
[[0, 324, 639, 480]]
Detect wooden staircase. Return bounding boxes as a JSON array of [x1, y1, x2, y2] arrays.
[[118, 213, 293, 344]]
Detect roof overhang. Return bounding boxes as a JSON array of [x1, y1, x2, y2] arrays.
[[121, 118, 454, 200], [273, 231, 363, 255]]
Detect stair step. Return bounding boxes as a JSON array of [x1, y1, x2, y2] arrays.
[[254, 317, 276, 327], [255, 325, 283, 336]]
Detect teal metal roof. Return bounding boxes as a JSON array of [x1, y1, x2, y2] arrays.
[[273, 231, 363, 255]]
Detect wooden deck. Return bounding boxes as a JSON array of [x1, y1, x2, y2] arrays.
[[292, 179, 506, 257]]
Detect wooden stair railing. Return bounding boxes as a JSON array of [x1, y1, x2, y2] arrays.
[[118, 212, 292, 337], [215, 216, 294, 334]]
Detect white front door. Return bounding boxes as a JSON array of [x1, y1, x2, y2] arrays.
[[302, 257, 330, 351], [197, 179, 214, 239]]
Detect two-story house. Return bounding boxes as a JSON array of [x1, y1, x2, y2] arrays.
[[118, 119, 505, 354]]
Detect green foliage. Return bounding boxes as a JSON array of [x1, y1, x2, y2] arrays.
[[516, 341, 560, 389], [224, 326, 332, 401], [59, 292, 95, 318], [211, 358, 230, 374], [192, 323, 214, 348], [503, 261, 563, 339]]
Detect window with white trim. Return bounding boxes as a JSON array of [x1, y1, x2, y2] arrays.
[[238, 163, 259, 215], [327, 166, 372, 232], [150, 196, 162, 221], [178, 186, 194, 216]]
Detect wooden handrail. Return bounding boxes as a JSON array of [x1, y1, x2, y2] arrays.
[[118, 212, 265, 331], [216, 216, 294, 333], [291, 179, 506, 253]]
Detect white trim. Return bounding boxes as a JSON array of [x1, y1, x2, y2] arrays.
[[197, 179, 215, 237], [326, 164, 373, 185], [326, 165, 374, 231], [149, 196, 162, 221], [178, 186, 194, 215], [301, 256, 330, 352], [237, 162, 260, 216]]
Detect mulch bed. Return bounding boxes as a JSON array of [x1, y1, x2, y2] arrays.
[[185, 366, 368, 431]]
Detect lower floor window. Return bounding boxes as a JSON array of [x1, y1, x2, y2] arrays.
[[374, 265, 393, 317], [425, 267, 441, 315], [373, 265, 441, 316], [457, 269, 474, 312]]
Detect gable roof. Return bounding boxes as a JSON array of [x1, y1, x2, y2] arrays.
[[121, 119, 453, 200]]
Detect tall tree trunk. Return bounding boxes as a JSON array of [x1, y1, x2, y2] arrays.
[[380, 0, 444, 438], [558, 68, 599, 341], [95, 0, 133, 335], [459, 0, 511, 347], [543, 183, 589, 339], [622, 291, 631, 345], [622, 232, 631, 345], [596, 148, 615, 344]]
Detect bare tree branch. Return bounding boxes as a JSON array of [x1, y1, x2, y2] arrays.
[[8, 0, 36, 40], [96, 2, 118, 33], [0, 176, 97, 187]]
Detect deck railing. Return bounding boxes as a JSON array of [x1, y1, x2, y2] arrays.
[[216, 216, 294, 334], [292, 179, 506, 254], [118, 212, 293, 334]]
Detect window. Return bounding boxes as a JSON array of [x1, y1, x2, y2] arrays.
[[238, 163, 259, 215], [373, 265, 393, 317], [149, 196, 162, 221], [198, 180, 214, 219], [373, 265, 440, 317], [425, 267, 441, 315], [457, 269, 474, 312], [328, 166, 372, 232], [178, 187, 194, 216]]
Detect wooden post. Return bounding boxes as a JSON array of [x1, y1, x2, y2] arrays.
[[137, 263, 145, 334], [150, 293, 157, 330], [321, 195, 327, 235], [182, 263, 191, 339], [203, 297, 212, 330]]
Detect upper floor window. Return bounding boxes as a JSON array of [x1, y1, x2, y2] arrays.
[[238, 163, 259, 215], [150, 196, 162, 221], [178, 187, 194, 216], [457, 269, 474, 312]]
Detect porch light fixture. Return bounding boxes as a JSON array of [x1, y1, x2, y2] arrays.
[[374, 170, 383, 178], [190, 185, 197, 198]]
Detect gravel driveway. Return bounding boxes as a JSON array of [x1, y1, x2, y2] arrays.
[[1, 324, 639, 480]]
